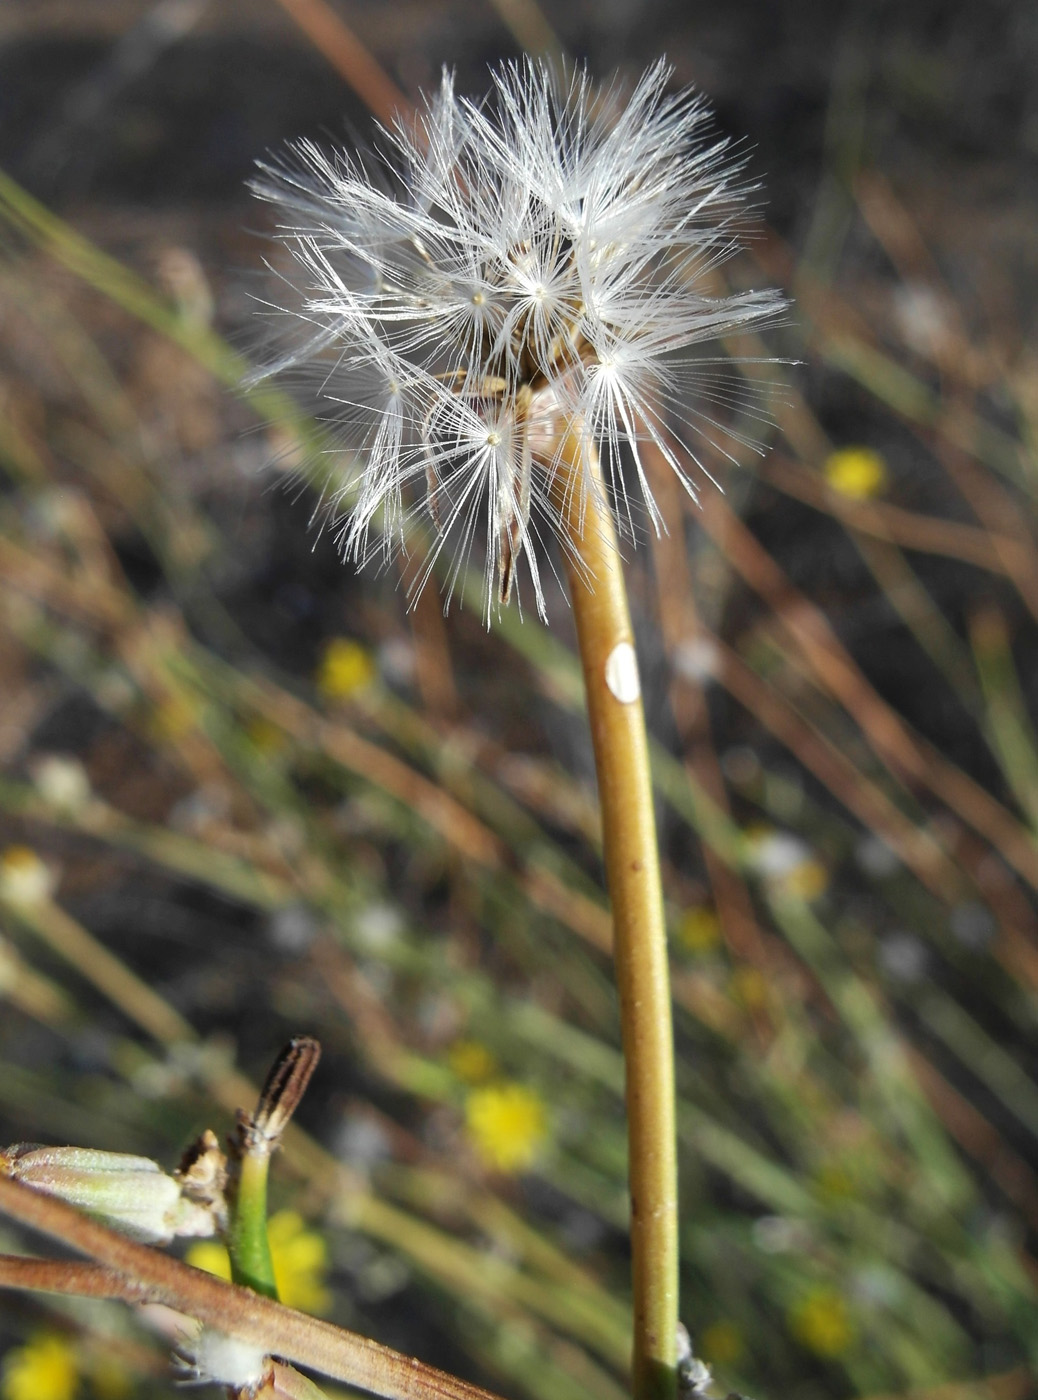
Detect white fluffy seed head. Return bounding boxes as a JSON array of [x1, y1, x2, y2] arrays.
[[251, 59, 786, 622]]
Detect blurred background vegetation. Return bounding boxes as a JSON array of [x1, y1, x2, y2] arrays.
[[0, 1, 1037, 1398]]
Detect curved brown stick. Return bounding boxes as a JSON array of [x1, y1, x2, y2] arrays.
[[0, 1176, 504, 1400], [0, 1256, 151, 1302]]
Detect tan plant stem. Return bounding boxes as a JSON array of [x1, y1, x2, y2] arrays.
[[550, 422, 678, 1400], [0, 1177, 504, 1400]]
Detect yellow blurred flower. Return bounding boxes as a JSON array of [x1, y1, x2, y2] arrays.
[[150, 693, 199, 741], [677, 907, 722, 955], [0, 846, 56, 906], [699, 1320, 743, 1365], [729, 965, 769, 1012], [185, 1238, 232, 1281], [317, 638, 376, 701], [267, 1210, 331, 1314], [245, 716, 288, 756], [186, 1210, 330, 1314], [448, 1040, 497, 1084], [782, 858, 828, 901], [814, 1163, 857, 1202], [823, 447, 888, 500], [789, 1288, 855, 1356], [85, 1353, 132, 1400], [1, 1334, 79, 1400], [465, 1082, 548, 1173]]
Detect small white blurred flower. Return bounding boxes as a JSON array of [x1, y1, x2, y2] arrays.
[[855, 833, 901, 878], [879, 931, 928, 984], [169, 783, 232, 833], [377, 635, 417, 685], [333, 1110, 393, 1170], [29, 755, 92, 813], [252, 60, 785, 620], [892, 281, 953, 358], [353, 901, 404, 951], [849, 1262, 902, 1306], [268, 903, 319, 953], [673, 636, 719, 683], [746, 828, 810, 878], [949, 901, 995, 951], [751, 1214, 811, 1254]]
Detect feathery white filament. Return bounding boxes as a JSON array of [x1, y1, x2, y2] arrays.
[[251, 60, 785, 621]]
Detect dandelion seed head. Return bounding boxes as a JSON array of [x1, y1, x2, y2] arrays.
[[788, 1289, 855, 1357], [251, 59, 786, 620]]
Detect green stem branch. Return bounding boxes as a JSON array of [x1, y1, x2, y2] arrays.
[[228, 1148, 278, 1299], [227, 1036, 322, 1301]]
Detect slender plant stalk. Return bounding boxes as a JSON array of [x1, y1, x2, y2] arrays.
[[0, 1176, 504, 1400], [0, 1261, 327, 1397], [228, 1150, 277, 1299], [552, 422, 679, 1400]]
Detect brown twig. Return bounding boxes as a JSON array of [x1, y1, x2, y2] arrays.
[[269, 0, 410, 127], [0, 1256, 151, 1302], [0, 1176, 505, 1400]]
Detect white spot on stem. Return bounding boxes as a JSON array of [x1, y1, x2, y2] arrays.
[[604, 642, 640, 703]]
